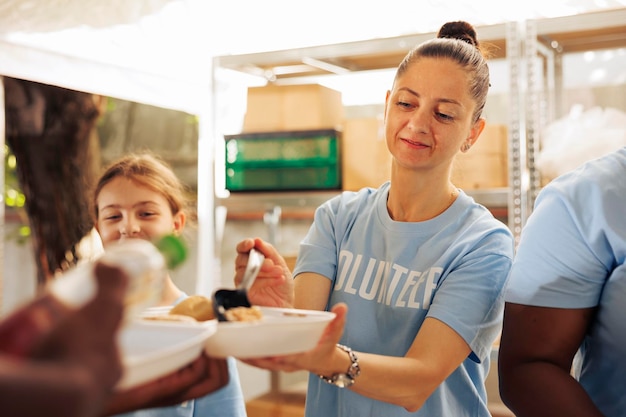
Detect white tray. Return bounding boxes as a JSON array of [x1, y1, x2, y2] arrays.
[[116, 319, 217, 390], [204, 306, 335, 359]]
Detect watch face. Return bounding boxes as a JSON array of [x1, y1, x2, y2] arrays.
[[334, 374, 354, 388]]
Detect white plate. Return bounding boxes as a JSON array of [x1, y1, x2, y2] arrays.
[[204, 307, 335, 359], [140, 305, 176, 317], [116, 319, 217, 390]]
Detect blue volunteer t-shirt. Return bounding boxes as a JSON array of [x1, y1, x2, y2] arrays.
[[294, 182, 513, 417]]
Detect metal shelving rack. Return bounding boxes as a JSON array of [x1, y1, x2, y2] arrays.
[[211, 9, 626, 240], [212, 22, 520, 231], [506, 20, 526, 243], [525, 8, 626, 214]]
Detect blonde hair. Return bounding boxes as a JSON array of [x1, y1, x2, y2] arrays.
[[92, 152, 189, 221]]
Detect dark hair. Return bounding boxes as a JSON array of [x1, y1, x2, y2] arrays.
[[92, 152, 189, 222], [394, 21, 490, 122]]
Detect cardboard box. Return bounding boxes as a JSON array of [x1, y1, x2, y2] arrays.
[[243, 84, 344, 132], [341, 120, 507, 191], [452, 124, 508, 189], [341, 117, 392, 191]]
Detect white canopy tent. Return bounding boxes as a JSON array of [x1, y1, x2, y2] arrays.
[[3, 0, 625, 113]]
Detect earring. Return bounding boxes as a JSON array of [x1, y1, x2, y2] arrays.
[[461, 142, 472, 153]]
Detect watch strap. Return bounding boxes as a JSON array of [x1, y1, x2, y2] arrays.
[[318, 344, 361, 388]]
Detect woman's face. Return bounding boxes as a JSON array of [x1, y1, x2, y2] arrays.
[[96, 176, 184, 246], [384, 57, 484, 172]]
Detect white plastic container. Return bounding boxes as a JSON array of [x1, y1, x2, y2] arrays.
[[49, 238, 168, 319], [0, 237, 185, 357]]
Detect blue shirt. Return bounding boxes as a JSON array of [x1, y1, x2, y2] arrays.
[[294, 182, 513, 417], [506, 147, 626, 417]]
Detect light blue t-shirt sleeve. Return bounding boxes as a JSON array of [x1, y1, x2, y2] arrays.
[[428, 249, 512, 363], [506, 180, 611, 308], [293, 192, 353, 282]]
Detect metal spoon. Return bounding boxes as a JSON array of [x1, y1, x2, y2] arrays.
[[212, 248, 265, 322]]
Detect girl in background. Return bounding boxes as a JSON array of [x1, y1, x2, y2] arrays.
[[93, 152, 246, 417]]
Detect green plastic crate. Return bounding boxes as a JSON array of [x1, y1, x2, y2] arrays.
[[224, 129, 341, 192]]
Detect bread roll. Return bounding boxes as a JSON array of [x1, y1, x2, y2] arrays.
[[169, 295, 215, 321]]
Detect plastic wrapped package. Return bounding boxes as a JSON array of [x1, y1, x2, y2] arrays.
[[537, 105, 626, 182]]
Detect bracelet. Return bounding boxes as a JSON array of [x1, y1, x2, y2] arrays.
[[318, 344, 361, 388]]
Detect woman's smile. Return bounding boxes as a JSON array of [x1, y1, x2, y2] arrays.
[[401, 137, 430, 149]]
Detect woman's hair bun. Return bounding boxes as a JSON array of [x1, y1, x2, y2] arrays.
[[437, 21, 478, 48]]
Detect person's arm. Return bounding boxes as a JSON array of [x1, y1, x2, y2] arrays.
[[293, 272, 333, 310], [298, 271, 472, 411], [248, 267, 472, 411], [0, 356, 111, 417], [351, 317, 470, 411], [0, 262, 128, 417], [498, 302, 603, 417]]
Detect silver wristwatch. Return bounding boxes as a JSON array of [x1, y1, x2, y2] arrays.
[[318, 344, 361, 388]]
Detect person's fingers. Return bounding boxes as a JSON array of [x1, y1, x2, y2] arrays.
[[329, 303, 348, 325], [81, 262, 129, 334], [105, 354, 210, 415], [235, 238, 256, 256], [178, 356, 230, 400], [248, 238, 289, 275], [321, 303, 348, 345], [31, 263, 130, 359], [93, 263, 128, 305], [234, 238, 282, 284], [234, 239, 257, 282], [253, 238, 278, 259]]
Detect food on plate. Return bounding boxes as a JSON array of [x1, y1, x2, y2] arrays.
[[223, 306, 263, 322], [143, 294, 265, 324], [169, 295, 215, 321]]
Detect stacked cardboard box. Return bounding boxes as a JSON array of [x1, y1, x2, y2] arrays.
[[233, 84, 345, 192], [243, 84, 344, 133], [240, 85, 507, 192], [341, 117, 392, 191], [452, 124, 509, 189], [340, 118, 507, 191]]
